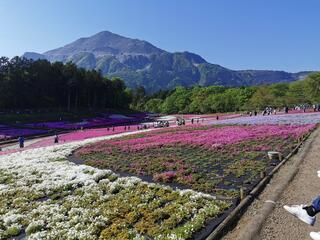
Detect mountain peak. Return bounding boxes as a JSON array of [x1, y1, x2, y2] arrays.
[[43, 30, 164, 60], [22, 31, 313, 93], [92, 30, 121, 38]]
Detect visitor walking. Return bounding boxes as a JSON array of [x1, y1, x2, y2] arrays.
[[191, 118, 194, 124], [262, 109, 267, 116], [285, 106, 289, 114], [18, 136, 24, 148], [54, 134, 59, 144], [284, 195, 320, 239]]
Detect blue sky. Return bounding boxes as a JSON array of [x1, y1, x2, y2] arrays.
[[0, 0, 319, 72]]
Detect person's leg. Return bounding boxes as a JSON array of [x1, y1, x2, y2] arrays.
[[283, 197, 319, 226], [310, 201, 320, 239], [312, 196, 320, 213]]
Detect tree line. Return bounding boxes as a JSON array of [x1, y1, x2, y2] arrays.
[[0, 57, 131, 110], [1, 56, 319, 114], [131, 72, 320, 114]]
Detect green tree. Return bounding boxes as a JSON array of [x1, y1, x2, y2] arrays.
[[306, 72, 320, 102], [161, 87, 191, 113], [249, 86, 273, 109], [286, 80, 310, 104], [144, 98, 163, 113], [0, 56, 131, 110]]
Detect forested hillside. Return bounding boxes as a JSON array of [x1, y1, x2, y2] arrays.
[[131, 73, 320, 114], [0, 57, 131, 110], [1, 56, 319, 114]]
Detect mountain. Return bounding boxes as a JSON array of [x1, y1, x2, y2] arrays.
[[23, 31, 312, 92]]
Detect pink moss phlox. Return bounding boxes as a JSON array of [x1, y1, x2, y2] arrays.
[[103, 124, 315, 151], [153, 171, 177, 183]]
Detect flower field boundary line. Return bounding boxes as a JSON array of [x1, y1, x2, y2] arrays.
[[205, 126, 317, 240], [1, 128, 155, 157], [0, 128, 71, 146]]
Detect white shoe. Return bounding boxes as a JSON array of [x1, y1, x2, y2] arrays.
[[310, 232, 320, 240], [283, 205, 316, 226]]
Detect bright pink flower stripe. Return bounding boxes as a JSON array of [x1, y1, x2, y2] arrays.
[[30, 126, 140, 148], [108, 124, 315, 151], [0, 125, 142, 156]]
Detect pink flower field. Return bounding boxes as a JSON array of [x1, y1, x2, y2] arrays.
[[0, 124, 150, 156], [81, 124, 315, 153], [76, 123, 316, 197], [30, 126, 138, 148]]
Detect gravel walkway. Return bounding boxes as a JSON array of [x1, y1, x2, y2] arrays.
[[223, 127, 320, 240]]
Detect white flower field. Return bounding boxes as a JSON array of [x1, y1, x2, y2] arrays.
[[0, 131, 229, 239]]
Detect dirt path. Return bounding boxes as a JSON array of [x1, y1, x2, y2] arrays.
[[1, 137, 50, 151], [223, 127, 320, 240]]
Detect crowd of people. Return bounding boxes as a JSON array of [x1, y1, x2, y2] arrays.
[[294, 104, 320, 112], [313, 104, 320, 112], [245, 104, 320, 117], [191, 118, 206, 124]]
